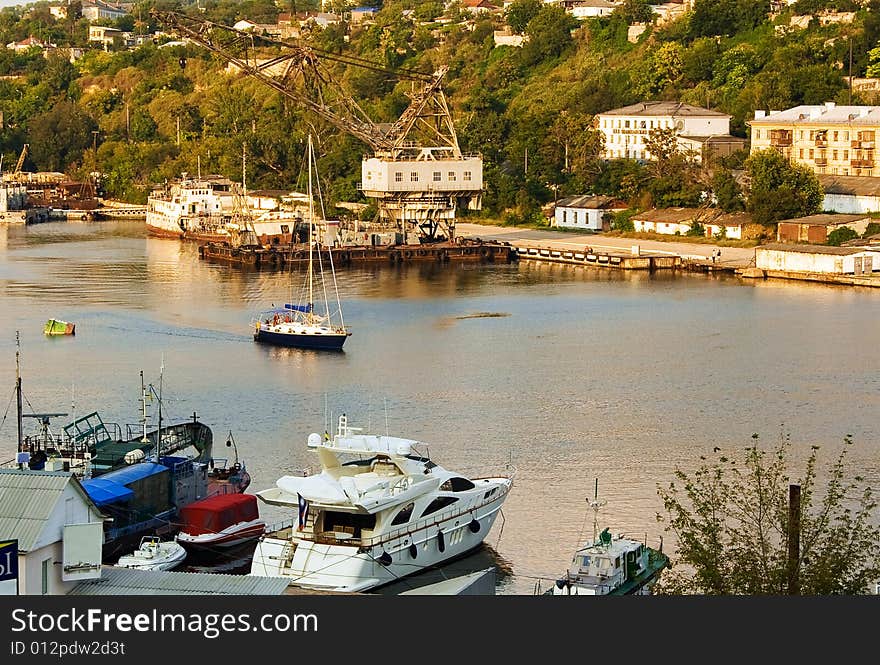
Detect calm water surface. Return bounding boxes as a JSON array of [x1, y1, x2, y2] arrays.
[[1, 221, 878, 594]]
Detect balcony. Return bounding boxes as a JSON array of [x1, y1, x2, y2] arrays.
[[814, 158, 828, 166], [815, 139, 828, 147], [770, 136, 792, 147], [851, 159, 874, 168]]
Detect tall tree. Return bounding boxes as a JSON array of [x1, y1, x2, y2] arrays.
[[28, 100, 97, 172], [658, 435, 880, 595], [745, 149, 823, 225]]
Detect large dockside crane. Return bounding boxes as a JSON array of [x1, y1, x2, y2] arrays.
[[151, 10, 482, 242]]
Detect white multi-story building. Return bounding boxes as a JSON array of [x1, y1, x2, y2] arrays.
[[597, 101, 744, 163], [82, 1, 129, 22], [748, 103, 880, 177]]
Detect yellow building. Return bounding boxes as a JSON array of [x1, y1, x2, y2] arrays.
[[748, 103, 880, 177]]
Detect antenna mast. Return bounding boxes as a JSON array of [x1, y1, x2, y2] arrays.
[[15, 331, 23, 451], [140, 370, 149, 443], [589, 478, 606, 545]]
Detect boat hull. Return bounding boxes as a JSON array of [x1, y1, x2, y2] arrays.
[[115, 544, 187, 572], [177, 520, 266, 550], [251, 480, 511, 592], [254, 329, 349, 350]]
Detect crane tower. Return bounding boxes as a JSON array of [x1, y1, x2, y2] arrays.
[[151, 10, 482, 242]]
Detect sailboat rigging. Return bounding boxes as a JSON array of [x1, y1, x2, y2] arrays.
[[252, 136, 351, 350]]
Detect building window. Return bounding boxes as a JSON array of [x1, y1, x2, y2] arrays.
[[833, 150, 838, 160], [799, 131, 804, 140], [394, 172, 402, 182], [625, 120, 630, 128], [562, 210, 566, 223], [809, 149, 814, 159], [640, 120, 646, 128], [448, 172, 456, 181], [410, 172, 418, 182], [799, 148, 804, 159], [433, 171, 441, 182], [833, 131, 839, 141], [463, 171, 471, 181], [845, 131, 849, 141], [844, 150, 849, 160]]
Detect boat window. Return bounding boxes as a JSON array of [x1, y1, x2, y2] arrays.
[[439, 477, 475, 492], [390, 503, 414, 526], [483, 487, 498, 500], [615, 556, 621, 569], [322, 511, 376, 538], [581, 555, 591, 568], [420, 496, 458, 517]]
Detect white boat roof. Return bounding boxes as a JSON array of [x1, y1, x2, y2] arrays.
[[314, 432, 417, 457]]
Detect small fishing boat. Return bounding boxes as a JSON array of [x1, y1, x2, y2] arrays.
[[176, 493, 265, 550], [44, 319, 75, 335], [545, 481, 669, 596], [115, 536, 187, 571], [252, 135, 351, 350]]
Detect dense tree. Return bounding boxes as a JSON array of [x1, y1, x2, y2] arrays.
[[711, 169, 745, 213], [826, 226, 859, 246], [504, 0, 542, 34], [521, 6, 578, 67], [28, 100, 97, 172], [658, 435, 880, 595], [745, 149, 823, 225]]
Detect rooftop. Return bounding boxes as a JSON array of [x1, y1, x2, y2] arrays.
[[750, 104, 880, 125], [600, 102, 729, 118], [777, 213, 870, 226], [0, 469, 91, 552], [68, 567, 291, 595], [819, 174, 880, 196], [555, 195, 626, 209], [757, 243, 874, 255]]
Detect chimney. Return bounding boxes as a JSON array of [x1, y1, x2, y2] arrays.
[[754, 110, 766, 119]]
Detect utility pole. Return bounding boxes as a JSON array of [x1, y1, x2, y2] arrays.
[[787, 484, 801, 595], [524, 146, 528, 175], [176, 115, 180, 146], [849, 38, 854, 105], [15, 331, 23, 452], [125, 101, 130, 142]]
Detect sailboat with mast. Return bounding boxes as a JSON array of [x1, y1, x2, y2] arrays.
[[252, 136, 351, 350]]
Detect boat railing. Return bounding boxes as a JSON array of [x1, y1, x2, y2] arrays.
[[269, 481, 512, 548]]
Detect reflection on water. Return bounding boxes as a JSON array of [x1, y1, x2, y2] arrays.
[[1, 221, 879, 594]]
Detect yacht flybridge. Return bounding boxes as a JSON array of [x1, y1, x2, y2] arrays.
[[251, 415, 514, 592]]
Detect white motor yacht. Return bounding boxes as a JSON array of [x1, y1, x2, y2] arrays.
[[115, 536, 187, 571], [251, 415, 514, 592]]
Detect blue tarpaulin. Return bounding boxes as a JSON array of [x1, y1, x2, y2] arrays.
[[94, 461, 167, 486], [82, 478, 135, 506], [284, 303, 313, 312]]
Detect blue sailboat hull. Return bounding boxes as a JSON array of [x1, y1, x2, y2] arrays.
[[254, 329, 349, 350]]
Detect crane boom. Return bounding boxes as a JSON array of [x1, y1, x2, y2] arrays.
[[150, 10, 481, 241]]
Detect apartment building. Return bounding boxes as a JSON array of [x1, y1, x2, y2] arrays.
[[596, 101, 744, 163], [748, 103, 880, 177]]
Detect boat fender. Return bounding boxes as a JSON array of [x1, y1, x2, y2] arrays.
[[437, 530, 445, 553], [377, 551, 392, 566], [555, 579, 566, 590], [409, 543, 418, 559], [404, 250, 412, 259], [468, 518, 481, 533]]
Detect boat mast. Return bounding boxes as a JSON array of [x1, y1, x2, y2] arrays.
[[307, 135, 314, 315], [157, 354, 164, 458], [15, 331, 23, 451], [140, 370, 149, 444]]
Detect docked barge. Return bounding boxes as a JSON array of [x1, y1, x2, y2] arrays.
[[199, 239, 517, 269]]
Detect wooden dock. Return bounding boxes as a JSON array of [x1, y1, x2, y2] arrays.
[[512, 245, 681, 270]]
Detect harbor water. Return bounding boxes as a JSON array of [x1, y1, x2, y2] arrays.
[[1, 221, 878, 594]]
